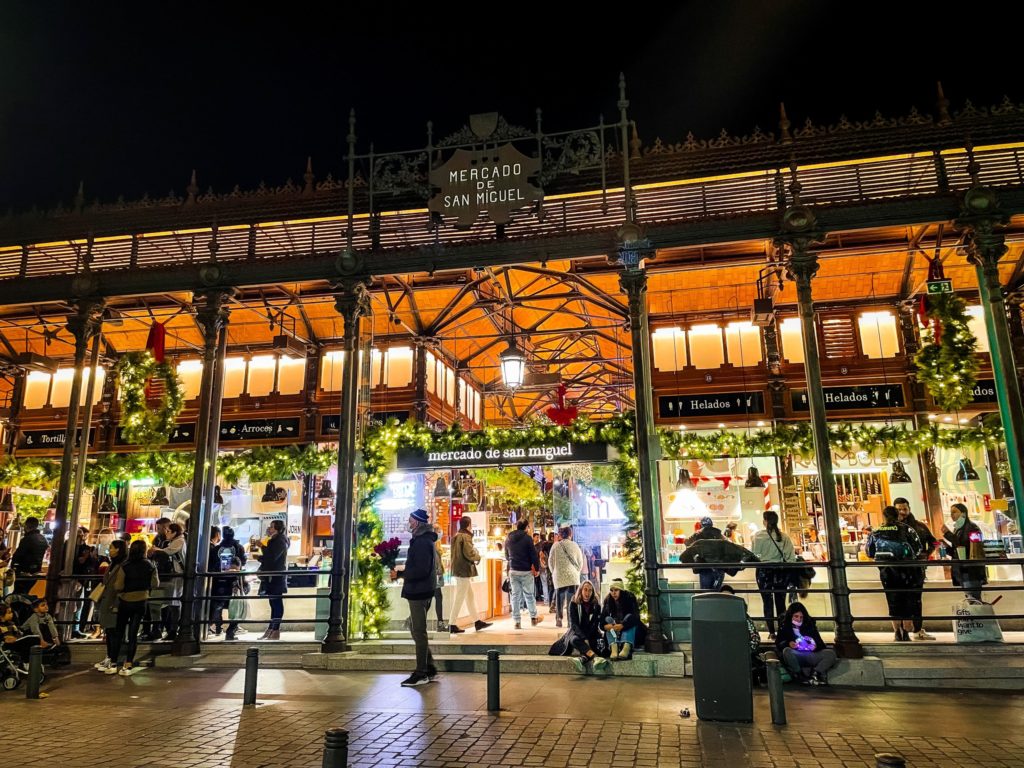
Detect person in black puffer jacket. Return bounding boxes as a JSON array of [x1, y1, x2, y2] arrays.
[[257, 520, 289, 640], [866, 505, 922, 642], [11, 517, 49, 596], [548, 580, 608, 675], [390, 508, 438, 687]]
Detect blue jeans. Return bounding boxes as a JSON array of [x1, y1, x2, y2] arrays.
[[554, 585, 575, 623], [509, 571, 537, 623], [605, 616, 636, 646], [699, 570, 725, 592]]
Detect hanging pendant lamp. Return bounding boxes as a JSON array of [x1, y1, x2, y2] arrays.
[[150, 486, 169, 506], [464, 484, 478, 504], [675, 467, 691, 490], [213, 485, 225, 505], [261, 482, 278, 502], [888, 460, 912, 484], [500, 340, 526, 389], [744, 465, 765, 488], [956, 458, 980, 482], [98, 493, 117, 514], [450, 481, 463, 501], [433, 476, 449, 498], [0, 491, 15, 514], [318, 479, 334, 500]]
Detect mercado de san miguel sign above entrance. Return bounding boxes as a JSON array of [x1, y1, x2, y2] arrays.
[[427, 113, 543, 228], [397, 438, 617, 470]]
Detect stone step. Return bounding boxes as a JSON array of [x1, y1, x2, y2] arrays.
[[882, 657, 1024, 679], [304, 651, 688, 678], [355, 640, 553, 656], [862, 642, 1024, 656]]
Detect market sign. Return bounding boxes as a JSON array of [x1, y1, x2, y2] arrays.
[[115, 422, 196, 446], [321, 411, 409, 436], [396, 438, 617, 470], [17, 428, 95, 450], [219, 417, 300, 442], [658, 391, 765, 419], [791, 384, 905, 412], [428, 141, 542, 228], [968, 379, 997, 404]]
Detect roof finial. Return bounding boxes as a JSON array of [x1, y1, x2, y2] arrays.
[[629, 121, 641, 159], [303, 156, 315, 196], [936, 81, 951, 126], [186, 169, 199, 205], [779, 103, 792, 144]]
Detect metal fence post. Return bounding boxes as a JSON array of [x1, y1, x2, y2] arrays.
[[765, 658, 786, 725], [322, 728, 349, 768], [25, 646, 43, 700], [486, 649, 501, 712], [243, 646, 259, 706]]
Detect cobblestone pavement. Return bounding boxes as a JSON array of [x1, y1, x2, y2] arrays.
[[1, 667, 1022, 767]]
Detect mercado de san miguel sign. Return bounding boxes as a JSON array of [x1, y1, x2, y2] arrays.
[[428, 142, 542, 228], [397, 439, 618, 470]]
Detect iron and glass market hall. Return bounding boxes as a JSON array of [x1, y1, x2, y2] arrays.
[[2, 81, 1024, 663]]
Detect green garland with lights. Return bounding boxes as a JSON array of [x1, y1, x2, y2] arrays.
[[116, 351, 186, 448], [357, 414, 646, 636], [915, 293, 980, 412]]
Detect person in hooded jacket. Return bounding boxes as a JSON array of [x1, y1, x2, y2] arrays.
[[390, 508, 438, 687], [257, 520, 288, 640], [894, 497, 937, 640], [941, 502, 987, 601]]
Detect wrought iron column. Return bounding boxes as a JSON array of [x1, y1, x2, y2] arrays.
[[322, 279, 370, 653], [956, 182, 1024, 526], [413, 339, 429, 423], [173, 289, 232, 656], [45, 298, 104, 606], [776, 187, 862, 659], [618, 264, 667, 653]]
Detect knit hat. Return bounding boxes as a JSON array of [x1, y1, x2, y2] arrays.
[[609, 578, 625, 591], [410, 508, 429, 524], [700, 516, 714, 528]]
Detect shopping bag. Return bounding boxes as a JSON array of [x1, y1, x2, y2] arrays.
[[228, 598, 250, 622], [953, 598, 1003, 643]]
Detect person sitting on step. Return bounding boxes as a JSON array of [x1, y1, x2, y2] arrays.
[[601, 578, 642, 660]]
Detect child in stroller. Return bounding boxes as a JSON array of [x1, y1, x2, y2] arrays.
[[1, 601, 39, 690]]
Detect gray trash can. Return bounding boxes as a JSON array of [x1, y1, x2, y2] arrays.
[[691, 593, 753, 722]]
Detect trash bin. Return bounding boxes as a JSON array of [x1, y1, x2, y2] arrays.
[[690, 593, 753, 722]]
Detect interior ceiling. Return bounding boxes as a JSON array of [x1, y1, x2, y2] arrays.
[[3, 216, 1024, 423]]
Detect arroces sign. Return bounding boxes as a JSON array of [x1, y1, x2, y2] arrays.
[[220, 418, 300, 441], [428, 143, 542, 228], [396, 440, 617, 470], [791, 384, 905, 412]]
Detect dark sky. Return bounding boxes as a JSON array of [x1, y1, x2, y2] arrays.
[[1, 2, 1020, 212]]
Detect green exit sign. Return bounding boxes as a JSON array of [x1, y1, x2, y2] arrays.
[[927, 279, 953, 294]]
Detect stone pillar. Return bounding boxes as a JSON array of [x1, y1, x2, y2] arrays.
[[618, 263, 667, 653], [957, 184, 1024, 525], [776, 201, 862, 659], [45, 298, 104, 606], [322, 279, 370, 652], [173, 289, 232, 656]]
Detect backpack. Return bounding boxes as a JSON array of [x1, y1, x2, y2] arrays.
[[873, 529, 913, 561], [150, 548, 174, 575]]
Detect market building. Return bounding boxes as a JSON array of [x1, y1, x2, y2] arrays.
[[1, 81, 1023, 665]]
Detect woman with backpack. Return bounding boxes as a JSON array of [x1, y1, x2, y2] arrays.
[[867, 505, 922, 641], [751, 511, 797, 640]]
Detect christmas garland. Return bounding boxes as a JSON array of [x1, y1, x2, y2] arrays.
[[915, 293, 980, 412], [116, 351, 186, 448]]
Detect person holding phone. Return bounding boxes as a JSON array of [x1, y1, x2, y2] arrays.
[[941, 503, 987, 601]]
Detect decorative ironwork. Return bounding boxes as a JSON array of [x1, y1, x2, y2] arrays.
[[371, 152, 429, 198], [437, 115, 533, 148]]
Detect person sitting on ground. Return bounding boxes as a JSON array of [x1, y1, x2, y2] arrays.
[[601, 578, 642, 660], [548, 579, 609, 674], [679, 528, 758, 591], [774, 601, 837, 686]]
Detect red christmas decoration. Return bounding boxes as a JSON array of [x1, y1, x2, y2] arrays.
[[144, 321, 167, 400], [545, 383, 578, 426]]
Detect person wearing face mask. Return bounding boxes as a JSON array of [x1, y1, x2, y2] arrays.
[[941, 502, 987, 601], [390, 508, 439, 687], [774, 602, 837, 686]]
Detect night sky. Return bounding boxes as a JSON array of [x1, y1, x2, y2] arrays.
[[1, 2, 1020, 212]]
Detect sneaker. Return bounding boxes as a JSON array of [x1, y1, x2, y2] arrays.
[[570, 657, 585, 674], [514, 622, 521, 630], [592, 657, 610, 672], [915, 630, 936, 641], [530, 616, 544, 626], [473, 620, 492, 631], [118, 665, 142, 677], [94, 658, 113, 671], [449, 624, 465, 634], [72, 631, 88, 640], [103, 664, 120, 675], [426, 668, 439, 682], [400, 673, 430, 687], [812, 671, 829, 686]]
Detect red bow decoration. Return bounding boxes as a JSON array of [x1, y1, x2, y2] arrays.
[[546, 384, 578, 426], [144, 321, 167, 400]]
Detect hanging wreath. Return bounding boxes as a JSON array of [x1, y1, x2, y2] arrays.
[[116, 351, 185, 447], [914, 293, 980, 412]]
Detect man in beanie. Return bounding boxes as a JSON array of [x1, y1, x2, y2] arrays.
[[390, 508, 439, 686], [685, 516, 723, 545]]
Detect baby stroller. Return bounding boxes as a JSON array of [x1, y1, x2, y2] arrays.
[[1, 638, 31, 690]]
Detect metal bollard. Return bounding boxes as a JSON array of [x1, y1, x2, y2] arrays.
[[243, 646, 259, 707], [765, 659, 786, 726], [486, 649, 501, 712], [322, 728, 349, 768], [874, 754, 906, 768], [25, 646, 43, 700]]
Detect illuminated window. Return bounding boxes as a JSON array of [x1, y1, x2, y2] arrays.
[[687, 324, 725, 369], [383, 346, 413, 388], [276, 357, 306, 395], [458, 378, 467, 414], [246, 355, 277, 397], [858, 311, 900, 358], [724, 322, 762, 366], [475, 390, 482, 424], [966, 305, 990, 354], [176, 360, 203, 400], [370, 349, 384, 388], [445, 367, 456, 406], [23, 372, 51, 410], [320, 351, 345, 392], [222, 357, 247, 398], [779, 317, 805, 364], [48, 367, 105, 408], [425, 351, 437, 394], [651, 327, 687, 371]]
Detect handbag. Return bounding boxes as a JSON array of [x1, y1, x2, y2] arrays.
[[228, 597, 250, 622], [953, 597, 1002, 643], [501, 578, 511, 594], [88, 582, 105, 603]]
